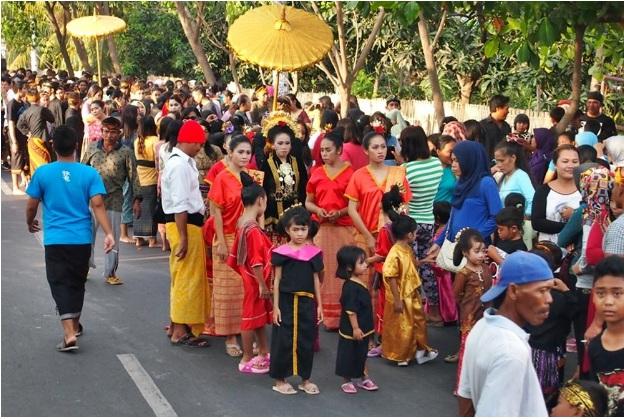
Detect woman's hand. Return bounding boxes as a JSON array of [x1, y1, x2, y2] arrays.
[[366, 234, 376, 254], [423, 244, 440, 263], [215, 241, 228, 261], [560, 206, 574, 221], [393, 300, 404, 314], [259, 283, 271, 299], [317, 306, 324, 325], [316, 208, 329, 219]]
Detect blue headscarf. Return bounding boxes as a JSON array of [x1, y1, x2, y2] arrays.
[[451, 141, 491, 208]]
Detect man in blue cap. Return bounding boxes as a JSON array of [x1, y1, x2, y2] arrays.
[[457, 251, 554, 416]]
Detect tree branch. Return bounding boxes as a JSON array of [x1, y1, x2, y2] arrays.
[[316, 61, 339, 88], [350, 7, 386, 84], [430, 4, 448, 51], [335, 1, 348, 81]]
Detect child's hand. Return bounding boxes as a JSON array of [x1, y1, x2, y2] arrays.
[[487, 245, 498, 259], [393, 300, 403, 314], [273, 307, 282, 326], [353, 328, 364, 341], [317, 306, 324, 325], [259, 283, 271, 299]]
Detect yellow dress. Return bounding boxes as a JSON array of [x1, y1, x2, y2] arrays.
[[381, 242, 431, 362]]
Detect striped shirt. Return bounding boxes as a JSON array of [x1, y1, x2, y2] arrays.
[[403, 157, 443, 224]]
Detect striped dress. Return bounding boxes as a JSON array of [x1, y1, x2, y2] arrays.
[[402, 157, 443, 224]]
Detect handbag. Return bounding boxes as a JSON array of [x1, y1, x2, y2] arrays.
[[435, 210, 466, 273]]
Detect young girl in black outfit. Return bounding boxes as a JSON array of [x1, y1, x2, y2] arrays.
[[335, 246, 378, 394]]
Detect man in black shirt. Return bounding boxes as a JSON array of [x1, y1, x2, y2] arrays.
[[580, 91, 617, 142], [65, 92, 84, 159], [480, 94, 511, 159], [7, 80, 29, 194]]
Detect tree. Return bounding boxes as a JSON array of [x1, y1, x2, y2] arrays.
[[62, 2, 93, 73], [43, 1, 74, 77], [175, 2, 218, 85], [98, 1, 121, 75], [310, 1, 386, 117]]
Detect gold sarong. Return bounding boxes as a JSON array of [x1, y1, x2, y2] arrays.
[[27, 137, 51, 173], [166, 223, 210, 336]]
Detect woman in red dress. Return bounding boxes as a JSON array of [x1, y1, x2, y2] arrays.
[[305, 128, 356, 330]]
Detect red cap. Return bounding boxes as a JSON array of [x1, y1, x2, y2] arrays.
[[177, 120, 205, 144]]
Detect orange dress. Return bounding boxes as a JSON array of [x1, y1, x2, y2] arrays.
[[344, 165, 412, 234], [307, 164, 357, 329]]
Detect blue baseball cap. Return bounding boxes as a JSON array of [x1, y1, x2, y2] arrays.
[[481, 251, 554, 303]]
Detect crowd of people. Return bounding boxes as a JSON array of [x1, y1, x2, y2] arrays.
[[5, 65, 623, 416]]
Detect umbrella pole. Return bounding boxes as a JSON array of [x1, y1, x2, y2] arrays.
[[272, 70, 278, 112], [95, 36, 102, 86]]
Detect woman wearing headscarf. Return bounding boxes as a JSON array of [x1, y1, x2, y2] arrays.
[[442, 121, 467, 142], [424, 141, 502, 261], [604, 135, 624, 184], [529, 128, 555, 187]]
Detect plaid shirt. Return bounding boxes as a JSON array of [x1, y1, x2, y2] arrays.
[[604, 215, 624, 256], [82, 140, 141, 212]]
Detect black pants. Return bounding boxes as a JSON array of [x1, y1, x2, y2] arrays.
[[572, 288, 591, 378], [44, 244, 91, 320], [335, 336, 368, 379]]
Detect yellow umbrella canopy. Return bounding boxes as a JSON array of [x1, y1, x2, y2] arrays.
[[66, 15, 126, 38], [227, 5, 333, 72], [67, 14, 126, 85]]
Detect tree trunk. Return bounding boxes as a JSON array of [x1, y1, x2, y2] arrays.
[[100, 2, 121, 75], [338, 85, 351, 119], [175, 3, 217, 86], [372, 67, 380, 98], [456, 74, 474, 105], [589, 45, 604, 92], [417, 11, 445, 127], [44, 1, 74, 77], [556, 24, 586, 135], [64, 3, 92, 73], [228, 52, 242, 93]]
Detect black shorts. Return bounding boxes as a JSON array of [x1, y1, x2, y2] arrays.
[[44, 244, 91, 319]]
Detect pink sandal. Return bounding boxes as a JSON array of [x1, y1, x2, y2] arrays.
[[356, 378, 379, 391], [250, 355, 270, 374], [341, 382, 357, 394]]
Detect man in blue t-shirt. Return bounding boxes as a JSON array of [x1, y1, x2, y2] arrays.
[[25, 125, 114, 352]]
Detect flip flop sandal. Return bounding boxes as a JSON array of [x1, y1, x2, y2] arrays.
[[298, 382, 320, 395], [272, 383, 297, 395], [341, 382, 357, 394], [225, 343, 243, 357], [56, 339, 79, 352], [171, 334, 210, 348], [75, 323, 84, 337], [444, 353, 459, 363], [356, 378, 379, 391], [250, 355, 270, 374]]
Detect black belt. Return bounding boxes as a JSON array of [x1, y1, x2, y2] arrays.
[[136, 159, 156, 168], [164, 212, 204, 227]]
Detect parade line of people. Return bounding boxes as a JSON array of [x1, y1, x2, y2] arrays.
[[6, 67, 623, 416]]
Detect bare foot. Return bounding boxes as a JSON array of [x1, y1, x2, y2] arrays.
[[119, 236, 134, 244]]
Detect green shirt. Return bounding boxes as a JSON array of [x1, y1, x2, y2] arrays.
[[403, 157, 443, 224], [434, 165, 457, 204]]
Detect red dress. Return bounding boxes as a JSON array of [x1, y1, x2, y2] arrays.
[[374, 223, 394, 334], [207, 168, 244, 234], [227, 222, 273, 330], [306, 164, 354, 226]]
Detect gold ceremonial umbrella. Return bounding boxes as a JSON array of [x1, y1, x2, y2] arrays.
[[67, 13, 127, 85], [227, 5, 333, 110]]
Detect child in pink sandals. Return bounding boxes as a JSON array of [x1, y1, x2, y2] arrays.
[[335, 246, 379, 394]]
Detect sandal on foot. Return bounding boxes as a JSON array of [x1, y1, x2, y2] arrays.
[[75, 323, 84, 337], [238, 359, 255, 374], [298, 382, 320, 395], [356, 378, 379, 391], [367, 345, 382, 358], [56, 339, 79, 352], [341, 382, 357, 394], [250, 355, 270, 374], [272, 383, 297, 395], [225, 343, 243, 357], [171, 334, 210, 348], [444, 353, 459, 363]]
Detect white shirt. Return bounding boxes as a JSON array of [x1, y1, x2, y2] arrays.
[[457, 308, 548, 417], [538, 189, 582, 243], [161, 146, 205, 215]]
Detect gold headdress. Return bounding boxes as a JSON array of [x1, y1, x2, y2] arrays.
[[278, 202, 304, 219], [560, 381, 597, 417], [261, 111, 300, 140]]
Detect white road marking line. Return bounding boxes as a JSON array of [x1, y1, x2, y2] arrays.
[[117, 354, 177, 417], [1, 178, 14, 195]]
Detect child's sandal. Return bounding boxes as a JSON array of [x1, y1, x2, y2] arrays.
[[356, 378, 379, 391], [341, 382, 357, 394]]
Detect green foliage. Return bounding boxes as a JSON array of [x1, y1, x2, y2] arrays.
[[1, 2, 50, 66]]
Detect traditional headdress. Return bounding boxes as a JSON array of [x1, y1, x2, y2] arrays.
[[261, 111, 300, 140], [559, 381, 598, 416]]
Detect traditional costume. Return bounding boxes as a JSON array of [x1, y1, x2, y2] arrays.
[[453, 265, 492, 391], [335, 278, 374, 379], [373, 222, 394, 335], [227, 221, 273, 330], [269, 244, 323, 380], [307, 163, 356, 329], [381, 242, 431, 362]]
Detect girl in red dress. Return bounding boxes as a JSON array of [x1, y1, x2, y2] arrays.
[[305, 128, 356, 330], [228, 174, 273, 374]]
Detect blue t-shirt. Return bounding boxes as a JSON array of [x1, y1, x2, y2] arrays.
[[26, 162, 107, 245]]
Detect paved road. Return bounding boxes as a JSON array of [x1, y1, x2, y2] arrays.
[[1, 172, 472, 416]]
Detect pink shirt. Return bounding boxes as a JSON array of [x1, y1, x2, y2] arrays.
[[341, 142, 368, 170]]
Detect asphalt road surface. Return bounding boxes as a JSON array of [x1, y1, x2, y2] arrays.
[[0, 171, 521, 416]]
